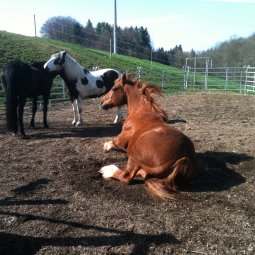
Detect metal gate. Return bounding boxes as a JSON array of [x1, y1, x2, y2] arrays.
[[183, 65, 255, 94]]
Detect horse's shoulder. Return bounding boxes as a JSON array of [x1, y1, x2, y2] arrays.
[[122, 119, 134, 131]]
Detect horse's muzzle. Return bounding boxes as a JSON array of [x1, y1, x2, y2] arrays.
[[101, 103, 111, 110], [101, 99, 113, 110]]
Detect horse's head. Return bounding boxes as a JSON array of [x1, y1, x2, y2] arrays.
[[44, 51, 66, 72], [101, 73, 132, 110]]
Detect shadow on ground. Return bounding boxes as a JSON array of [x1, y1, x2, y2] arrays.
[[0, 221, 179, 255], [185, 151, 252, 192]]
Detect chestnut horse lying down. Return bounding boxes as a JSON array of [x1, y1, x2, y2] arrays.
[[100, 74, 196, 200]]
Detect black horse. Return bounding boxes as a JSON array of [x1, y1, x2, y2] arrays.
[[0, 60, 58, 138]]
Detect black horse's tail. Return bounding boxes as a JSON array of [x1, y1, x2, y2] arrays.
[[5, 74, 18, 134], [0, 71, 7, 93]]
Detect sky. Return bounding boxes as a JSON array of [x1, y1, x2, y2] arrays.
[[0, 0, 255, 52]]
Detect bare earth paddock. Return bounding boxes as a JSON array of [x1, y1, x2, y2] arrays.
[[0, 94, 254, 255]]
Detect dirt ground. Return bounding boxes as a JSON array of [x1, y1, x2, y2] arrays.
[[0, 93, 254, 255]]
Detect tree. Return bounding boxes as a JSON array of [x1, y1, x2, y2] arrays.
[[153, 48, 169, 65], [41, 16, 155, 60], [197, 34, 255, 67], [82, 19, 96, 48], [95, 22, 113, 51], [40, 16, 83, 44], [138, 27, 151, 49], [72, 22, 84, 44], [96, 22, 112, 34], [190, 49, 196, 58]]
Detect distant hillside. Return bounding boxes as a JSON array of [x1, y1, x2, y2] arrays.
[[0, 30, 170, 71], [198, 33, 255, 67]]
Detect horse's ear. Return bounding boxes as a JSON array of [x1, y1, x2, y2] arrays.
[[134, 78, 140, 87], [134, 78, 139, 83], [122, 73, 127, 82], [126, 73, 132, 80]]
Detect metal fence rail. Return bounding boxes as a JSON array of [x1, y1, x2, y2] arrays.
[[134, 66, 255, 94], [0, 66, 255, 106], [245, 67, 255, 94], [127, 67, 186, 93]]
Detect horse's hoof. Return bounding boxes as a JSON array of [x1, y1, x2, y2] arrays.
[[21, 134, 28, 139], [72, 120, 76, 126], [104, 141, 113, 152], [43, 124, 49, 129], [99, 165, 119, 179], [75, 121, 83, 127]]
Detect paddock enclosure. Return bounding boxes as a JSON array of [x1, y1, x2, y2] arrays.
[[0, 93, 254, 254]]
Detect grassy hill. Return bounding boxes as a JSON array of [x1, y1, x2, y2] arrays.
[[0, 30, 171, 71]]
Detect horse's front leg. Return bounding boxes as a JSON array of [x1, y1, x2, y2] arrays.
[[99, 158, 140, 184], [71, 99, 78, 126], [30, 96, 37, 128], [42, 93, 49, 128], [113, 106, 123, 124], [103, 140, 116, 152], [75, 96, 83, 127], [103, 132, 129, 152], [18, 97, 27, 138]]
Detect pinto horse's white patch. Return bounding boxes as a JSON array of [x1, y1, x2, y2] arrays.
[[99, 165, 119, 179]]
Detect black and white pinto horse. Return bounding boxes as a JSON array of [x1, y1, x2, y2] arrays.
[[44, 51, 123, 126], [0, 60, 58, 138]]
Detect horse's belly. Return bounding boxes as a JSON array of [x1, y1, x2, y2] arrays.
[[78, 84, 106, 98]]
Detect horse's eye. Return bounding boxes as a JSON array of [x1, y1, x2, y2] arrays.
[[53, 57, 61, 65]]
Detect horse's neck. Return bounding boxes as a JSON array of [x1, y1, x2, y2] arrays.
[[126, 86, 147, 115], [126, 85, 165, 120], [62, 55, 85, 80]]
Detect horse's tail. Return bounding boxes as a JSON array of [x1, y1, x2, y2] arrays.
[[0, 71, 7, 93], [144, 157, 195, 200], [5, 76, 18, 134]]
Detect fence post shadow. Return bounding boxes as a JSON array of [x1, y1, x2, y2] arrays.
[[0, 210, 180, 255]]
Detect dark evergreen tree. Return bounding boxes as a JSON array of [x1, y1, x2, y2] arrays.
[[154, 48, 169, 65]]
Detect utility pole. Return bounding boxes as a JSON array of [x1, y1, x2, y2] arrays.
[[34, 14, 37, 37], [110, 37, 112, 58], [113, 0, 117, 54]]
